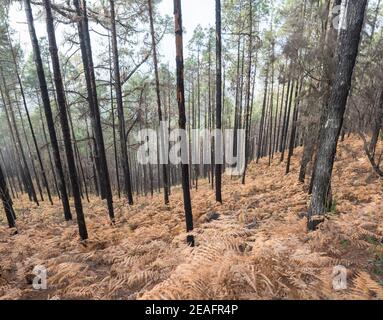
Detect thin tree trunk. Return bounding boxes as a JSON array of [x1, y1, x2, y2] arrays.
[[14, 94, 44, 202], [0, 71, 38, 206], [7, 27, 53, 205], [257, 61, 269, 162], [280, 76, 295, 162], [0, 164, 16, 229], [242, 0, 252, 184], [109, 0, 133, 205], [148, 0, 170, 205], [286, 79, 303, 174], [174, 0, 194, 247], [44, 0, 88, 239], [25, 0, 72, 220], [74, 0, 115, 221], [215, 0, 223, 202], [108, 30, 121, 199]]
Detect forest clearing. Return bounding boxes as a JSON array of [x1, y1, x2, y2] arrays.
[[1, 137, 383, 300], [0, 0, 382, 303]]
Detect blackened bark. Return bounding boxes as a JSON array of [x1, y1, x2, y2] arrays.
[[369, 89, 383, 156], [44, 0, 88, 239], [280, 77, 295, 162], [109, 0, 134, 205], [286, 79, 303, 174], [241, 0, 252, 184], [14, 95, 44, 202], [108, 30, 121, 199], [215, 0, 223, 201], [0, 71, 39, 206], [308, 0, 342, 191], [0, 164, 16, 228], [257, 61, 269, 163], [24, 0, 72, 220], [148, 0, 170, 205], [37, 99, 60, 198], [308, 0, 368, 230], [174, 0, 194, 247], [73, 0, 116, 220], [7, 26, 53, 205]]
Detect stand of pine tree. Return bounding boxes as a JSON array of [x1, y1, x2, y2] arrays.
[[0, 0, 382, 301]]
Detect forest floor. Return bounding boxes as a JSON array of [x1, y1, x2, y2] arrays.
[[0, 137, 383, 300]]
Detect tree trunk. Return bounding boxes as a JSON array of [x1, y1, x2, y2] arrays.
[[108, 30, 121, 199], [7, 26, 53, 205], [369, 89, 383, 156], [242, 0, 252, 184], [308, 0, 368, 230], [0, 164, 16, 229], [0, 71, 39, 206], [44, 0, 88, 239], [286, 79, 303, 174], [148, 0, 170, 205], [173, 0, 194, 247], [109, 0, 134, 205], [73, 0, 116, 221], [24, 0, 72, 220], [215, 0, 223, 201]]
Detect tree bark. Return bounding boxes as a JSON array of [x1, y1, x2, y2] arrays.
[[148, 0, 170, 205], [308, 0, 368, 230], [215, 0, 223, 201], [0, 164, 16, 229], [109, 0, 134, 205], [73, 0, 116, 220], [24, 0, 72, 220], [44, 0, 88, 239], [173, 0, 194, 247]]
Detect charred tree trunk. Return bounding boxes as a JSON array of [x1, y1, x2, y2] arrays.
[[215, 0, 223, 201], [148, 0, 170, 205], [286, 79, 303, 174], [73, 0, 115, 220], [308, 0, 367, 230], [109, 0, 133, 205], [0, 71, 38, 206], [24, 0, 72, 220], [108, 30, 121, 199], [369, 89, 383, 156], [44, 0, 88, 239], [7, 27, 53, 205], [0, 164, 16, 229], [242, 0, 252, 184], [173, 0, 194, 247]]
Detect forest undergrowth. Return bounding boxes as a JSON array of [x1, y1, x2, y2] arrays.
[[0, 137, 382, 300]]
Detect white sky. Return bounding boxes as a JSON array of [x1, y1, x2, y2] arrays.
[[158, 0, 215, 66], [9, 0, 215, 69]]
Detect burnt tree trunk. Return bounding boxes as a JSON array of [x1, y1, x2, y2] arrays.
[[24, 0, 72, 220], [73, 0, 116, 220], [109, 0, 134, 205], [148, 0, 170, 205], [0, 71, 38, 206], [241, 0, 252, 184], [44, 0, 88, 239], [0, 164, 16, 229], [215, 0, 223, 201], [7, 26, 53, 205], [308, 0, 368, 230], [173, 0, 194, 247]]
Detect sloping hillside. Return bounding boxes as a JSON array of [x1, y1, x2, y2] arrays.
[[0, 137, 382, 300]]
